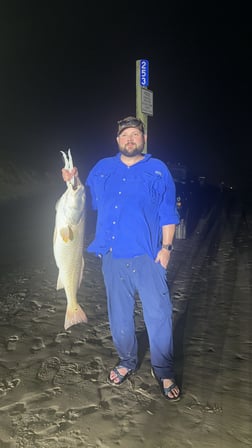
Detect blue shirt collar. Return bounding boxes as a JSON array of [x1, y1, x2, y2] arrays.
[[115, 152, 152, 165]]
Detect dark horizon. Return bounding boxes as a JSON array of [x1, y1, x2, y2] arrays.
[[0, 4, 251, 190]]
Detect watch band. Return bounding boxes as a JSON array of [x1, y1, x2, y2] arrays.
[[162, 244, 173, 252]]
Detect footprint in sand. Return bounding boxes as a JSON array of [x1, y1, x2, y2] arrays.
[[6, 335, 19, 351], [0, 378, 21, 397], [37, 357, 61, 382], [54, 331, 71, 343], [30, 299, 42, 309], [31, 337, 45, 352], [80, 357, 105, 381], [54, 362, 82, 385]]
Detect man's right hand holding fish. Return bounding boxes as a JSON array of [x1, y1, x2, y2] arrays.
[[62, 166, 78, 183]]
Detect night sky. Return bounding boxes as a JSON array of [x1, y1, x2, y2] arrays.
[[0, 3, 251, 189]]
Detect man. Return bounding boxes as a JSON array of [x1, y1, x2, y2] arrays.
[[62, 116, 181, 401]]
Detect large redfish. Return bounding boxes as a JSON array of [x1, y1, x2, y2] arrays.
[[53, 149, 87, 330]]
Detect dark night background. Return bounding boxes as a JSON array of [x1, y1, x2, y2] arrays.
[[0, 2, 251, 190]]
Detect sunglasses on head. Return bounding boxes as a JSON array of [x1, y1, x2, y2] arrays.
[[117, 117, 144, 135]]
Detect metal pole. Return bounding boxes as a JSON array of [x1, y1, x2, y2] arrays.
[[136, 60, 148, 153]]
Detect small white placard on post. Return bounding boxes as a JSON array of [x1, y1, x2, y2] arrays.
[[141, 88, 153, 116]]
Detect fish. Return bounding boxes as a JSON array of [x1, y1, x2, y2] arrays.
[[53, 148, 88, 330]]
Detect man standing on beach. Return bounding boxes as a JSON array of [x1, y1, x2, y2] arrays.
[[62, 116, 181, 401]]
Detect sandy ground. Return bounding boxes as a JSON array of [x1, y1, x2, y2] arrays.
[[0, 192, 251, 448]]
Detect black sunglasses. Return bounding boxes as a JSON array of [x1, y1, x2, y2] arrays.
[[117, 117, 144, 135]]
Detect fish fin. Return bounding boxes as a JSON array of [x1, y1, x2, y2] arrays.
[[56, 275, 64, 290], [64, 304, 88, 330], [60, 226, 74, 242]]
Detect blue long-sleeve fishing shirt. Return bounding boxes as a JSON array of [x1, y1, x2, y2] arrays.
[[85, 153, 179, 259]]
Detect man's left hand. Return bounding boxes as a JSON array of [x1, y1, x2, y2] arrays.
[[155, 248, 171, 269]]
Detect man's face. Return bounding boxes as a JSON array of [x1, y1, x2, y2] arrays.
[[117, 127, 145, 157]]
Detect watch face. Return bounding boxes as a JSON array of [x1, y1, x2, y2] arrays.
[[162, 244, 173, 251]]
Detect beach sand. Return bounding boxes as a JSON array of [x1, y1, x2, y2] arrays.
[[0, 193, 251, 448]]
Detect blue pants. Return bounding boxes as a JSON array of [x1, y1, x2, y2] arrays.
[[102, 252, 175, 380]]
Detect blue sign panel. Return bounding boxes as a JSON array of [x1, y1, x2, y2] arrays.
[[140, 59, 149, 87]]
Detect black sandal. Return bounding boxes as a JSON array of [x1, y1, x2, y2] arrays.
[[151, 368, 181, 401], [162, 381, 181, 401], [107, 365, 133, 386]]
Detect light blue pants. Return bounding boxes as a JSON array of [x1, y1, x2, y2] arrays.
[[102, 252, 175, 380]]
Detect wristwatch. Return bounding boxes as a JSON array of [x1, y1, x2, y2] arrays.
[[162, 244, 173, 252]]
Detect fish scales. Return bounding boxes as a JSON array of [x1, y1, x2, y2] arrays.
[[53, 149, 88, 330]]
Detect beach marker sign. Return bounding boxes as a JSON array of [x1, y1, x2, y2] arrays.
[[140, 59, 149, 87]]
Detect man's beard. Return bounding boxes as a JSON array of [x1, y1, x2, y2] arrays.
[[119, 143, 144, 158]]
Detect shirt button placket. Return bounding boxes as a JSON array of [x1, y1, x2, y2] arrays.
[[111, 176, 126, 248]]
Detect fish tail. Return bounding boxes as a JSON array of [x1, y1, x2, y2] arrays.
[[64, 304, 88, 330]]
